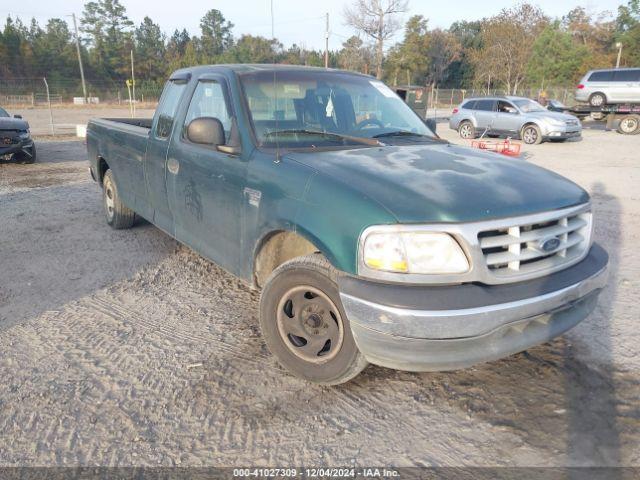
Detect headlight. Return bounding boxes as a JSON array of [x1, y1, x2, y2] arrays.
[[361, 229, 469, 275], [19, 131, 30, 139]]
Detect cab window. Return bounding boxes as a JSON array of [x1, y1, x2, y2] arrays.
[[155, 80, 187, 138], [184, 81, 233, 138]]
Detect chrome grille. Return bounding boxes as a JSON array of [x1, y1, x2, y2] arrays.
[[478, 210, 592, 279]]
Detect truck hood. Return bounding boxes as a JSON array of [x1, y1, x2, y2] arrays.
[[286, 143, 589, 223], [0, 117, 29, 131]]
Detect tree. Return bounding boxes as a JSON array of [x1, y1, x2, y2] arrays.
[[81, 0, 134, 79], [470, 3, 548, 93], [135, 17, 166, 80], [526, 22, 588, 87], [222, 35, 281, 64], [447, 20, 482, 88], [384, 15, 429, 85], [616, 0, 640, 66], [344, 0, 408, 79], [199, 9, 234, 62], [563, 7, 616, 69], [425, 28, 460, 86], [338, 36, 368, 72]]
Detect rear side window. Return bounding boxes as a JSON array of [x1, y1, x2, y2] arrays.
[[588, 71, 613, 82], [462, 100, 476, 110], [155, 81, 187, 138], [474, 99, 495, 111], [613, 70, 640, 82]]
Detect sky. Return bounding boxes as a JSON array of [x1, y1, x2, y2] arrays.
[[0, 0, 626, 50]]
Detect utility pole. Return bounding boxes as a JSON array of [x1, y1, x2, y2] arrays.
[[615, 42, 623, 68], [324, 12, 329, 69], [130, 49, 136, 117], [71, 13, 87, 103]]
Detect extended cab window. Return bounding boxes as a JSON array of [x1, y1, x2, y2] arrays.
[[184, 81, 232, 138], [155, 81, 187, 138]]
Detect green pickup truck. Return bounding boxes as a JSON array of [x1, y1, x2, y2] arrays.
[[87, 65, 608, 385]]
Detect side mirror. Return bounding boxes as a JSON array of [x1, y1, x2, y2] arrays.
[[14, 114, 22, 119], [187, 117, 225, 146], [425, 118, 437, 133]]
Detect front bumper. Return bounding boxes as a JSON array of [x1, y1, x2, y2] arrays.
[[0, 140, 34, 158], [338, 243, 608, 372], [543, 129, 582, 140]]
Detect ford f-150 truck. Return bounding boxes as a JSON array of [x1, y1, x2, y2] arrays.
[[87, 65, 608, 385]]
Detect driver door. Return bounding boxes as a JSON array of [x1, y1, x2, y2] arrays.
[[493, 100, 520, 136], [165, 76, 247, 274]]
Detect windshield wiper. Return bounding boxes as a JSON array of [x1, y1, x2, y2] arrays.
[[373, 130, 431, 139], [265, 129, 380, 146]]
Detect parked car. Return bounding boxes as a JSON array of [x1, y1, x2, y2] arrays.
[[0, 107, 36, 163], [449, 96, 582, 144], [87, 65, 608, 385], [575, 68, 640, 106], [546, 99, 590, 120]]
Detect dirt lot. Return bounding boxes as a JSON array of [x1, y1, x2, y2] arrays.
[[0, 109, 638, 467]]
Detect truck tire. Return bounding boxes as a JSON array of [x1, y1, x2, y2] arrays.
[[521, 124, 543, 145], [103, 169, 135, 229], [15, 144, 36, 164], [458, 121, 476, 139], [616, 114, 640, 135], [259, 254, 368, 385], [589, 92, 606, 107]]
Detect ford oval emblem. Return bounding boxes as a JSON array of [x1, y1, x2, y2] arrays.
[[539, 236, 561, 253]]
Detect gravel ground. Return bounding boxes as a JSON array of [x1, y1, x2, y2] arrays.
[[0, 111, 638, 467]]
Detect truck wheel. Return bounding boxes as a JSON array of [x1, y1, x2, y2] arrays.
[[617, 115, 640, 135], [103, 169, 135, 229], [588, 92, 606, 107], [521, 124, 542, 145], [15, 144, 36, 164], [458, 121, 475, 139], [259, 254, 368, 385]]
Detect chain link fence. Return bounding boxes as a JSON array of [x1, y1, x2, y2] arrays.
[[0, 78, 163, 107]]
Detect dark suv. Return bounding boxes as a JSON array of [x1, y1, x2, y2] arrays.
[[0, 107, 36, 163]]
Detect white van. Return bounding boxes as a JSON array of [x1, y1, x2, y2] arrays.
[[575, 68, 640, 106]]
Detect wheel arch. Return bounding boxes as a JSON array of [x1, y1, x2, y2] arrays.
[[97, 156, 109, 185], [253, 229, 332, 288], [459, 117, 477, 128]]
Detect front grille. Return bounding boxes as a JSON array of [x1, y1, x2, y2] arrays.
[[478, 210, 592, 279]]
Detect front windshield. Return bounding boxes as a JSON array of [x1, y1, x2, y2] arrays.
[[513, 99, 546, 113], [239, 70, 435, 148], [0, 107, 9, 117]]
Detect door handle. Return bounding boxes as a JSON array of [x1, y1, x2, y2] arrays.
[[167, 157, 179, 175]]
